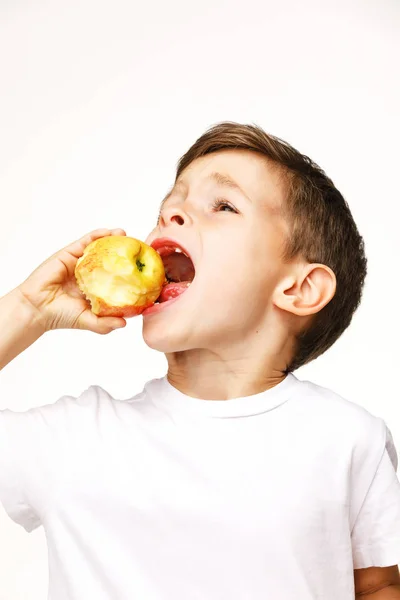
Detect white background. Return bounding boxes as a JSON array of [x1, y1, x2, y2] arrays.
[[0, 0, 399, 597]]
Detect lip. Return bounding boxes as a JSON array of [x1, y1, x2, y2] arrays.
[[142, 293, 185, 316], [150, 237, 195, 266]]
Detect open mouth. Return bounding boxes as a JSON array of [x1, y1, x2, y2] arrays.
[[150, 238, 196, 304]]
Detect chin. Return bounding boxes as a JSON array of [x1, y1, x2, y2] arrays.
[[141, 320, 193, 354]]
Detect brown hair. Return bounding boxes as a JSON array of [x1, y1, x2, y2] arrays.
[[175, 121, 368, 373]]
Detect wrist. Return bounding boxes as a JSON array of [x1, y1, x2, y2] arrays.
[[8, 286, 47, 336], [0, 287, 47, 371]]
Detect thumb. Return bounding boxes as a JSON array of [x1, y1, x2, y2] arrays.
[[77, 310, 127, 334]]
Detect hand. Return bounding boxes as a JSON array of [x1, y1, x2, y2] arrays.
[[17, 228, 128, 334]]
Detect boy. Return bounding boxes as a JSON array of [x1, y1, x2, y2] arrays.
[[1, 121, 400, 599]]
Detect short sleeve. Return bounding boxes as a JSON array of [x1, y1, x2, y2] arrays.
[[0, 394, 77, 533], [352, 424, 400, 569]]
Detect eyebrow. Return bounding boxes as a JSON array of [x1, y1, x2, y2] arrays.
[[158, 171, 252, 212]]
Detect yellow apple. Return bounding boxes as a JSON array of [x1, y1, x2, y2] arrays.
[[75, 235, 166, 317]]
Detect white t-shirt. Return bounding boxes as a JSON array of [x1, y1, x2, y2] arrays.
[[1, 373, 400, 599]]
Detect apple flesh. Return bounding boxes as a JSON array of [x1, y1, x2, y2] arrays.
[[75, 236, 166, 317]]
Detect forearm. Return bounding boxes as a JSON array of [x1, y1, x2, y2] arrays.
[[357, 584, 400, 598], [0, 287, 45, 371]]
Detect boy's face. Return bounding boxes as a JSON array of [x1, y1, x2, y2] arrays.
[[143, 149, 291, 353]]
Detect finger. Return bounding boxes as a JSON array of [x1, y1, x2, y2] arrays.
[[96, 317, 127, 334], [110, 228, 127, 236], [78, 311, 127, 334]]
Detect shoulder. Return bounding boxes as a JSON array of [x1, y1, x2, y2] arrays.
[[0, 382, 148, 436], [292, 376, 389, 457], [293, 376, 386, 428]]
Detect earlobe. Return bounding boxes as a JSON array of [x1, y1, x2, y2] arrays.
[[274, 264, 336, 317]]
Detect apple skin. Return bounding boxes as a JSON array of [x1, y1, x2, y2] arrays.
[[75, 236, 166, 317]]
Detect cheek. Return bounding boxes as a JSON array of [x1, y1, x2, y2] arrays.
[[197, 258, 255, 308], [144, 229, 157, 246], [197, 241, 279, 308], [199, 248, 246, 287], [201, 239, 263, 283]]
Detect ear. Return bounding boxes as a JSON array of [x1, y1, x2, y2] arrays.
[[273, 263, 336, 317]]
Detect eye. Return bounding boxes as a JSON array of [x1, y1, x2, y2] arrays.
[[211, 198, 238, 213]]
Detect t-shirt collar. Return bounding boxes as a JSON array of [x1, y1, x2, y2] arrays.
[[146, 372, 299, 419]]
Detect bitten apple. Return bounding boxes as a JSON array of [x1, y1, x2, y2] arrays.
[[75, 236, 166, 317]]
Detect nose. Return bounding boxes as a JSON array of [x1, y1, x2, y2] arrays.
[[159, 203, 191, 228]]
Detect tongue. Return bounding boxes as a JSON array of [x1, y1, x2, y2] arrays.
[[159, 282, 191, 303]]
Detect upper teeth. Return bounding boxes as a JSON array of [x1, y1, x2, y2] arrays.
[[174, 247, 190, 259], [156, 245, 190, 260]]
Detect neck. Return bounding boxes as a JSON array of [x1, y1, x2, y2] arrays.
[[165, 335, 294, 401]]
